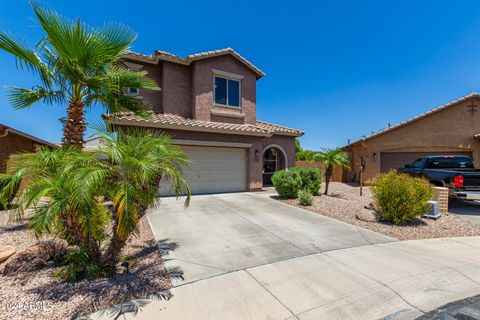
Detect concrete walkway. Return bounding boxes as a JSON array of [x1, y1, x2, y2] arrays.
[[96, 193, 480, 320]]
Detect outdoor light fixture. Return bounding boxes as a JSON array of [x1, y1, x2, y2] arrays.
[[121, 261, 130, 273], [255, 149, 259, 158], [373, 153, 377, 159]]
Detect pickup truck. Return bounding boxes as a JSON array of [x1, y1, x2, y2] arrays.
[[398, 155, 480, 200]]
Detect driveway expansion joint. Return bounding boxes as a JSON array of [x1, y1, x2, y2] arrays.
[[244, 269, 300, 320]]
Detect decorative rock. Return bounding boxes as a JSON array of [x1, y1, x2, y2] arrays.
[[0, 246, 16, 263], [356, 208, 380, 222], [2, 240, 66, 276]]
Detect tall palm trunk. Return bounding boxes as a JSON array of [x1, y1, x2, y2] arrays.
[[324, 165, 333, 195], [62, 100, 86, 148]]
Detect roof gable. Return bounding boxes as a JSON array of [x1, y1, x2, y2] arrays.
[[0, 123, 55, 147], [126, 48, 265, 79], [345, 92, 480, 148]]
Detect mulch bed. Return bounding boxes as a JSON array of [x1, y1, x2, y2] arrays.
[[0, 211, 171, 320], [281, 182, 480, 240]]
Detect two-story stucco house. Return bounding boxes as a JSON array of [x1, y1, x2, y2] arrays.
[[103, 48, 304, 194]]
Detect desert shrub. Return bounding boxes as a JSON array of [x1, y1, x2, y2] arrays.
[[372, 171, 434, 225], [291, 167, 321, 195], [0, 173, 21, 210], [271, 170, 302, 198], [53, 247, 110, 282], [298, 189, 313, 206]]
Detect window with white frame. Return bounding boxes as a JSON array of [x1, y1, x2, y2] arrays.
[[123, 61, 143, 97], [127, 82, 140, 97], [214, 75, 241, 107]]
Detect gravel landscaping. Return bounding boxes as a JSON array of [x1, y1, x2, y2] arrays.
[[0, 211, 171, 320], [281, 182, 480, 240]]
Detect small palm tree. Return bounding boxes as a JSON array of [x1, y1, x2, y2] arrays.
[[6, 147, 108, 259], [96, 129, 191, 268], [3, 130, 191, 275], [0, 3, 158, 147], [316, 148, 350, 195]]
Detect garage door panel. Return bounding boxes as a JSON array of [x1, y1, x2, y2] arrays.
[[160, 146, 247, 195], [381, 151, 473, 172]]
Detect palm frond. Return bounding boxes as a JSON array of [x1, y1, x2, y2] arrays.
[[0, 31, 52, 85], [7, 86, 65, 109]]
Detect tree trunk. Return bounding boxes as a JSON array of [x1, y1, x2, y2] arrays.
[[102, 232, 127, 270], [62, 100, 86, 148], [324, 165, 333, 195]]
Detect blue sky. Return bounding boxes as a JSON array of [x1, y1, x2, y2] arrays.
[[1, 1, 480, 149]]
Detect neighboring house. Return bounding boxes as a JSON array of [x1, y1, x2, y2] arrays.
[[342, 93, 480, 184], [0, 123, 55, 173], [83, 136, 104, 151], [104, 48, 304, 194]]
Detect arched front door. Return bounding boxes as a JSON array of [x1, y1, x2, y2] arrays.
[[262, 146, 287, 186]]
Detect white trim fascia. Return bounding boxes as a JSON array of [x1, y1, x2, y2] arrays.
[[172, 139, 252, 148], [211, 69, 245, 80]]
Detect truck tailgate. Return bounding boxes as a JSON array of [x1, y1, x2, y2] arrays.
[[464, 172, 480, 187]]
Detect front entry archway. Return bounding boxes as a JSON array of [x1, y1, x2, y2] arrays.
[[262, 144, 287, 186]]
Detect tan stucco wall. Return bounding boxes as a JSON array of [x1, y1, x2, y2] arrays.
[[124, 55, 258, 125], [191, 55, 257, 125], [161, 61, 192, 118], [347, 98, 480, 184]]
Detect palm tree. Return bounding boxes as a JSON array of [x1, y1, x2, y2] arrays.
[[6, 147, 108, 259], [316, 148, 350, 195], [92, 129, 191, 269], [3, 130, 191, 274], [0, 3, 158, 147]]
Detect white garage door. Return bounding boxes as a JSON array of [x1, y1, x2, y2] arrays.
[[160, 145, 247, 195]]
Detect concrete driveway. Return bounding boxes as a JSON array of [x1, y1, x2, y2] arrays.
[[147, 192, 394, 285], [100, 193, 480, 320], [449, 199, 480, 224]]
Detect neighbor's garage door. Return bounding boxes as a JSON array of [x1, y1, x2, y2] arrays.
[[380, 151, 473, 172], [160, 145, 247, 195]]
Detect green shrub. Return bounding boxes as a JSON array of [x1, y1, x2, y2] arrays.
[[291, 167, 321, 195], [372, 171, 434, 225], [0, 173, 21, 210], [53, 247, 110, 282], [271, 170, 302, 198], [298, 189, 313, 206]]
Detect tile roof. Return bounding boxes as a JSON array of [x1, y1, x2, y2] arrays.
[[256, 120, 304, 136], [103, 112, 303, 137], [125, 48, 265, 78], [345, 92, 480, 148]]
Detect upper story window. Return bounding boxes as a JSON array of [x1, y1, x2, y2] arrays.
[[212, 69, 244, 108], [123, 61, 143, 98], [126, 83, 140, 97]]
